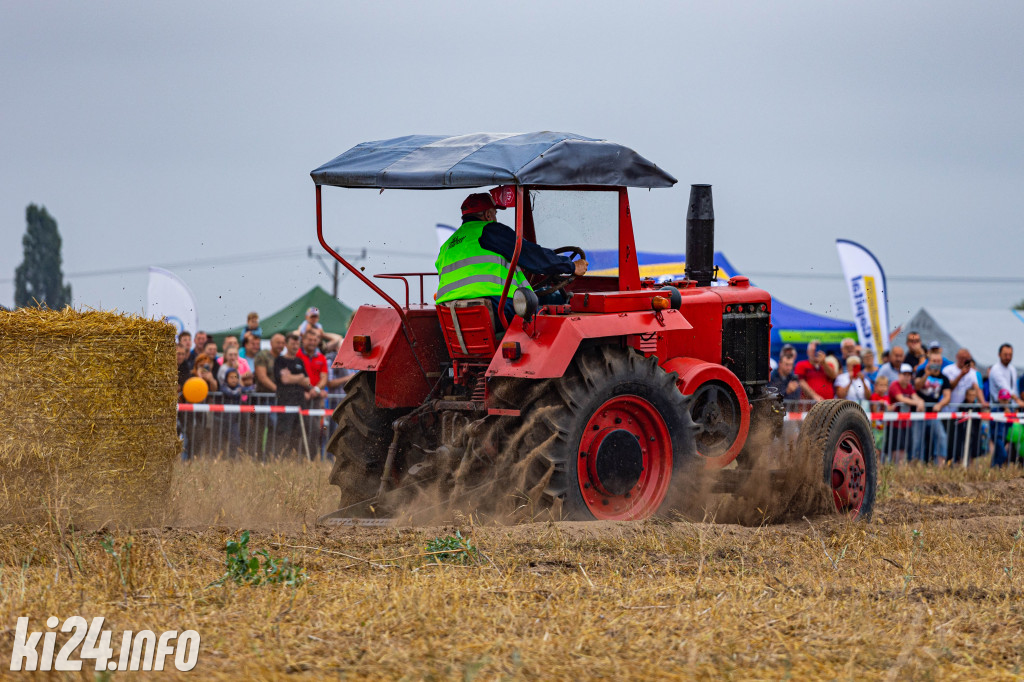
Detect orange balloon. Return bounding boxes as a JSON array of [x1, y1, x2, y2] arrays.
[[183, 376, 209, 403]]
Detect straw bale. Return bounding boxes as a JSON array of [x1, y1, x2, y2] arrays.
[[0, 307, 179, 525]]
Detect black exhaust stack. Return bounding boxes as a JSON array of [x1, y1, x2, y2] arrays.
[[685, 184, 715, 287]]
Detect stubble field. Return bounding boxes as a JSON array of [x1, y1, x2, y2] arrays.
[[2, 459, 1024, 680]]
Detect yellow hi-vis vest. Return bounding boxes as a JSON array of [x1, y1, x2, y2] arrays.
[[435, 221, 531, 303]]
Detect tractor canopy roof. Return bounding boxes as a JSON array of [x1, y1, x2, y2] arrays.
[[310, 132, 677, 190]]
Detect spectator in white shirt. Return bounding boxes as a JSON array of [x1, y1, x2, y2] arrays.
[[297, 306, 342, 350], [943, 348, 987, 410], [835, 355, 872, 401], [297, 307, 323, 336], [989, 343, 1023, 467], [989, 344, 1022, 407]]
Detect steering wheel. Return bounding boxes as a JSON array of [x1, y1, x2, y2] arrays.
[[532, 246, 587, 297]]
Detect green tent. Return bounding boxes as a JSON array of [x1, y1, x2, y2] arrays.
[[210, 285, 353, 345]]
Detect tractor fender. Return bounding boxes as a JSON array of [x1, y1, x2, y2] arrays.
[[661, 357, 750, 470], [485, 308, 692, 379], [334, 305, 447, 408], [333, 305, 402, 372]]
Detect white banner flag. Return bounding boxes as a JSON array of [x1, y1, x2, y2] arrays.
[[147, 267, 198, 340], [435, 223, 456, 249], [835, 239, 890, 357]]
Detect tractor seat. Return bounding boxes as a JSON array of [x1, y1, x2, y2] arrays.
[[436, 298, 502, 359]]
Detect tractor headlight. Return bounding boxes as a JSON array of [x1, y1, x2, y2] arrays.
[[658, 285, 682, 309], [512, 287, 539, 321]]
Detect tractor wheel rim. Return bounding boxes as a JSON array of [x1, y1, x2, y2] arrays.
[[691, 382, 740, 459], [578, 395, 672, 520], [831, 429, 867, 517]]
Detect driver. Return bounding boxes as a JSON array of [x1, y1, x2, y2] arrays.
[[435, 192, 587, 322]]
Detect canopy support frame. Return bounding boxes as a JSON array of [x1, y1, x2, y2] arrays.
[[497, 186, 525, 329], [316, 185, 429, 383]]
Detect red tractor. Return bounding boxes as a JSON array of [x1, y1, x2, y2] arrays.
[[311, 132, 876, 524]]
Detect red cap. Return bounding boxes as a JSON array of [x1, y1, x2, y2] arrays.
[[461, 192, 503, 216]]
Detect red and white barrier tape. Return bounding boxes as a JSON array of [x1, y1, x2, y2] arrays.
[[785, 410, 1024, 423], [177, 403, 329, 417], [176, 403, 1023, 424]]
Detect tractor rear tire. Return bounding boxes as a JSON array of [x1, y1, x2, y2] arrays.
[[325, 372, 407, 513], [794, 399, 877, 520], [474, 346, 697, 521]]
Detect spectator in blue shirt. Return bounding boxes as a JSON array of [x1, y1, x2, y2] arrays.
[[244, 311, 263, 340], [768, 353, 801, 403]]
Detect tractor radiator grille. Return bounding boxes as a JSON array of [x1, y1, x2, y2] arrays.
[[721, 310, 770, 386]]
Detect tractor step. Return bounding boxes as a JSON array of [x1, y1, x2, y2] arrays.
[[316, 508, 395, 527], [709, 468, 788, 495], [317, 515, 396, 527]]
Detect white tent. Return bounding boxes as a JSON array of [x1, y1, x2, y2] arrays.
[[892, 307, 1024, 371]]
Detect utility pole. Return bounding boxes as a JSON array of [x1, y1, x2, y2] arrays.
[[308, 246, 367, 298]]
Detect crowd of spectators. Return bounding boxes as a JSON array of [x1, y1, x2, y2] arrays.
[[176, 309, 1024, 467], [175, 308, 351, 458], [768, 332, 1024, 468]]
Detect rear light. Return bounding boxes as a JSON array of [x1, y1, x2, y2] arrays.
[[501, 341, 521, 361], [352, 335, 372, 354], [652, 296, 671, 311]]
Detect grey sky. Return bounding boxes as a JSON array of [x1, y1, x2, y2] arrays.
[[2, 1, 1022, 334]]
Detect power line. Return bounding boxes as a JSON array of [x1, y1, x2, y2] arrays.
[[0, 246, 434, 284], [4, 248, 1022, 286], [744, 271, 1024, 285]]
